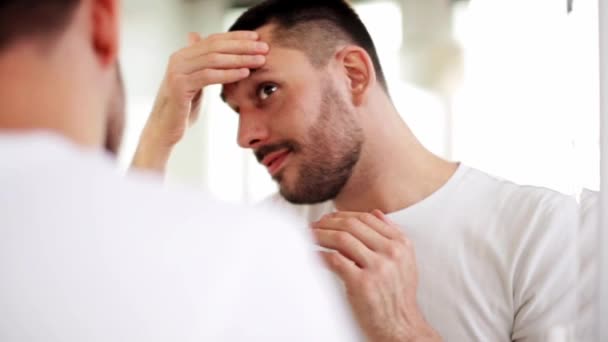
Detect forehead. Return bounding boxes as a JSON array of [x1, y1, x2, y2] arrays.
[[221, 25, 319, 102]]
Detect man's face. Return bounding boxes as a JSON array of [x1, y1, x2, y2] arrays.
[[222, 28, 364, 204]]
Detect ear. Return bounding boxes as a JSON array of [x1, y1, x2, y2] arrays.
[[335, 46, 377, 106], [91, 0, 120, 66]]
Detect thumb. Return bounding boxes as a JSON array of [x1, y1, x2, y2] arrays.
[[188, 32, 203, 46]]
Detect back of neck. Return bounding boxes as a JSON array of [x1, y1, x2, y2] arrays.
[[0, 42, 97, 147]]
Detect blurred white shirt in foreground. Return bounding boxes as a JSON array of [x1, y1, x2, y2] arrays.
[[0, 132, 359, 342]]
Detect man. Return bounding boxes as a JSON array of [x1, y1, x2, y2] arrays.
[[134, 0, 579, 341], [0, 1, 359, 340]]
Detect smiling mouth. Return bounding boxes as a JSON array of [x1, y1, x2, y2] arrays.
[[262, 149, 291, 176]]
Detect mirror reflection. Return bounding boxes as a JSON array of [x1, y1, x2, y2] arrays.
[[0, 0, 601, 341]]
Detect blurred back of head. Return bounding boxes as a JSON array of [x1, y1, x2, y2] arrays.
[[0, 1, 80, 50], [0, 0, 123, 155]]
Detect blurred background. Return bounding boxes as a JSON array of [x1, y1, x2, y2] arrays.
[[118, 0, 600, 204]]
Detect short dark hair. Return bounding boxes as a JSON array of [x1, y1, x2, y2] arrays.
[[229, 0, 388, 91], [0, 0, 80, 51]]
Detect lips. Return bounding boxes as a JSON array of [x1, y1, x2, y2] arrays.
[[261, 149, 291, 176]]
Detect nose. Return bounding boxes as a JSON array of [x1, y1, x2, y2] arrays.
[[237, 111, 270, 149]]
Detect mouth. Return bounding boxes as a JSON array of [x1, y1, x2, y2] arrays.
[[261, 149, 291, 176]]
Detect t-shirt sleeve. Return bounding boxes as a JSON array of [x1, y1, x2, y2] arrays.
[[511, 194, 578, 342]]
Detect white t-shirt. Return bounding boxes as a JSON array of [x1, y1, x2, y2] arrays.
[[577, 189, 599, 341], [272, 164, 579, 342], [0, 133, 360, 342]]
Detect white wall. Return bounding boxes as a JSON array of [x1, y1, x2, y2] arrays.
[[452, 0, 599, 195], [119, 0, 227, 191]]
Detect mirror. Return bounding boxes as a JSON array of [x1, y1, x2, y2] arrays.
[[120, 0, 601, 341]]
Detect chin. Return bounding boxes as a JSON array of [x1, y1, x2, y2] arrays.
[[275, 167, 338, 205], [273, 166, 293, 188], [276, 176, 294, 198], [276, 175, 304, 204], [278, 182, 332, 205]]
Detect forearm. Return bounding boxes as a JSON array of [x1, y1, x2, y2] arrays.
[[131, 121, 175, 173], [130, 92, 187, 173]]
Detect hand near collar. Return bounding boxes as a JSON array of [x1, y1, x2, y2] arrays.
[[312, 210, 441, 342]]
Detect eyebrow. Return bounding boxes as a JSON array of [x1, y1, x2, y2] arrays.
[[219, 67, 273, 103]]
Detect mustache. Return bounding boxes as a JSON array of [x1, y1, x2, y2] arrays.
[[255, 141, 300, 164]]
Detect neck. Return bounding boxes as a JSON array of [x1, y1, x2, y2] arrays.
[[334, 97, 458, 213], [0, 41, 103, 148]]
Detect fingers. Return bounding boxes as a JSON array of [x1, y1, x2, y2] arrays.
[[186, 31, 260, 51], [326, 211, 403, 241], [319, 251, 360, 282], [313, 216, 387, 252], [187, 31, 267, 58], [208, 30, 260, 41], [186, 68, 250, 89], [182, 30, 269, 59], [372, 209, 388, 223], [188, 32, 203, 46], [185, 53, 265, 73], [169, 31, 268, 87], [372, 209, 398, 227], [313, 228, 375, 268], [186, 39, 269, 58]]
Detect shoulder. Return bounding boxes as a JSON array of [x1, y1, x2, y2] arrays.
[[504, 184, 578, 227], [69, 151, 312, 248], [463, 166, 578, 220]]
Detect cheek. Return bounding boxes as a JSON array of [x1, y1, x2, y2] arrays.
[[269, 104, 312, 141], [297, 99, 325, 129], [283, 154, 307, 186]]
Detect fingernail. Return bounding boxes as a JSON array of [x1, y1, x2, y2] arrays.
[[256, 42, 269, 51], [253, 55, 265, 63]]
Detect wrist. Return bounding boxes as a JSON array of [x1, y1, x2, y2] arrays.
[[395, 306, 441, 342], [405, 317, 442, 342], [409, 328, 441, 342]]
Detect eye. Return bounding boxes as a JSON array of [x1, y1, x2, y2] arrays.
[[257, 83, 278, 101]]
